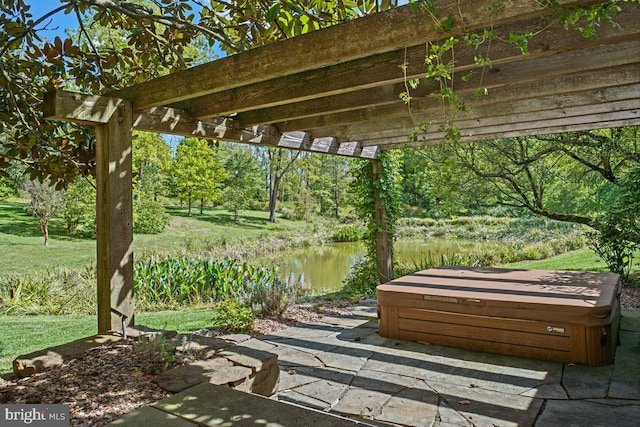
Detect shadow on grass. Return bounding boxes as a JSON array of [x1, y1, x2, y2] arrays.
[[165, 206, 273, 230], [0, 201, 91, 242]]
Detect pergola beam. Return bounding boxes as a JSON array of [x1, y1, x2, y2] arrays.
[[185, 6, 639, 121], [111, 0, 605, 110]]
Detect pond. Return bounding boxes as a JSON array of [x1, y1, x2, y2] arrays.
[[262, 238, 501, 295]]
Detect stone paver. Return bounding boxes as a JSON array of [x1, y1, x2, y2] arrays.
[[535, 400, 640, 427], [107, 406, 196, 426], [152, 382, 369, 426], [376, 380, 439, 427], [106, 300, 640, 426]]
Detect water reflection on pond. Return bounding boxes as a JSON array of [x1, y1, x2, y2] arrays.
[[262, 238, 500, 295]]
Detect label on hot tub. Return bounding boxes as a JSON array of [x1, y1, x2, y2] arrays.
[[546, 326, 566, 334], [423, 295, 459, 303]]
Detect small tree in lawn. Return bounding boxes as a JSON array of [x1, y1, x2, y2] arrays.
[[222, 146, 262, 222], [172, 138, 227, 216], [22, 178, 65, 246]]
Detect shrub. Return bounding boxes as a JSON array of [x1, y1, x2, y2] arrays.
[[133, 199, 170, 234], [332, 225, 364, 242], [234, 272, 303, 317], [210, 299, 254, 333], [133, 335, 176, 375]]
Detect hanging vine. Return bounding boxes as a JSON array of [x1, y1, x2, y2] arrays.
[[346, 150, 403, 291], [400, 0, 637, 145]]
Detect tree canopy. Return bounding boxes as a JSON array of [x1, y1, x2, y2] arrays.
[[0, 0, 398, 185]]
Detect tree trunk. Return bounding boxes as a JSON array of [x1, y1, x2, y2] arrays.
[[187, 194, 192, 216], [41, 220, 49, 247], [200, 198, 204, 215], [268, 175, 281, 223]]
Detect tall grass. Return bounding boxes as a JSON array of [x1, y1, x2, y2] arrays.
[[134, 256, 303, 313]]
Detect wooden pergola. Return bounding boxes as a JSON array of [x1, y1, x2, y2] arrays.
[[43, 0, 640, 333]]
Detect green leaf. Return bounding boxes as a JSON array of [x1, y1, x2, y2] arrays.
[[266, 3, 281, 22]]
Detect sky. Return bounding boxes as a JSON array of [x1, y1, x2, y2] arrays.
[[26, 1, 79, 42]]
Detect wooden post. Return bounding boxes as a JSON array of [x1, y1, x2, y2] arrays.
[[95, 99, 135, 333], [372, 159, 393, 284]]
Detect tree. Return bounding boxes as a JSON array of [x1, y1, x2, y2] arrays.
[[0, 0, 394, 186], [258, 148, 301, 223], [61, 176, 95, 236], [132, 131, 172, 201], [221, 145, 262, 222], [304, 154, 353, 219], [21, 177, 65, 246], [172, 138, 226, 216]]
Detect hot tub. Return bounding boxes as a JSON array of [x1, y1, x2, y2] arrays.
[[377, 267, 620, 366]]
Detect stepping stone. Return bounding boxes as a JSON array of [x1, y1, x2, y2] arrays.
[[174, 335, 234, 358], [234, 362, 280, 396], [218, 345, 278, 373], [127, 325, 177, 339], [153, 358, 234, 392], [13, 334, 121, 378], [218, 333, 251, 343]]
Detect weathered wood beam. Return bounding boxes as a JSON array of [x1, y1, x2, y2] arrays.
[[278, 39, 640, 133], [111, 0, 606, 109], [43, 91, 124, 125], [285, 63, 640, 133], [45, 90, 379, 159], [94, 99, 135, 333], [378, 118, 640, 150], [328, 86, 640, 142], [363, 109, 640, 149], [183, 4, 639, 120]]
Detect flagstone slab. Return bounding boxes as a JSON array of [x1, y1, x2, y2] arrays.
[[331, 387, 390, 418], [277, 368, 321, 391], [519, 383, 568, 399], [153, 358, 234, 393], [278, 389, 332, 411], [608, 338, 640, 399], [349, 369, 413, 395], [377, 381, 439, 427], [153, 382, 366, 426], [427, 380, 543, 427], [620, 309, 640, 332], [316, 347, 373, 373], [536, 399, 640, 427], [292, 380, 350, 406], [271, 346, 324, 367], [562, 363, 613, 399], [106, 406, 197, 426], [217, 345, 278, 373]]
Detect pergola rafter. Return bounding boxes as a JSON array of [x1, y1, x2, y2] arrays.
[[43, 0, 640, 332]]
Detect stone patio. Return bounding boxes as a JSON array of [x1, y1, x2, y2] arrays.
[[109, 301, 640, 426]]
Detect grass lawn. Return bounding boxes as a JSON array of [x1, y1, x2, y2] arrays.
[[0, 199, 309, 275], [505, 247, 609, 271], [0, 309, 219, 374]]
